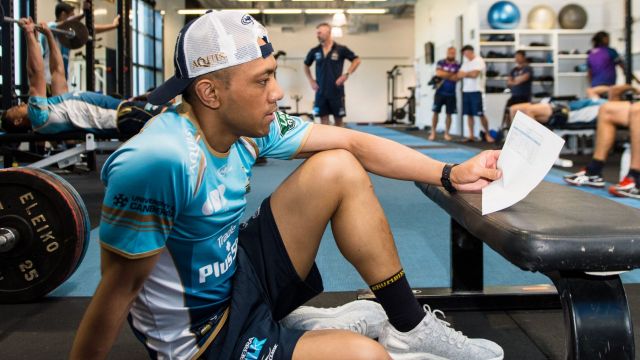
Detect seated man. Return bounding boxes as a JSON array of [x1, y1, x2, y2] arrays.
[[564, 101, 640, 199], [70, 10, 504, 360], [0, 18, 169, 136]]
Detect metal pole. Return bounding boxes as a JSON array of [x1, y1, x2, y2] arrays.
[[625, 0, 632, 84], [117, 0, 132, 98], [1, 0, 16, 110], [85, 0, 95, 91]]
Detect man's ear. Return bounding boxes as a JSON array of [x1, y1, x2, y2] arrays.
[[195, 78, 221, 110]]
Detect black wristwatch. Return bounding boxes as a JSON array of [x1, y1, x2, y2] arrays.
[[441, 163, 458, 194]]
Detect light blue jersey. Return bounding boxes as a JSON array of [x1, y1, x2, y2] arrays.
[[100, 102, 312, 358], [27, 91, 122, 134]]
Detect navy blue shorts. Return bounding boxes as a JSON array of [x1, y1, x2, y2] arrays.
[[314, 94, 346, 118], [462, 91, 484, 116], [432, 94, 457, 114], [205, 197, 324, 360]]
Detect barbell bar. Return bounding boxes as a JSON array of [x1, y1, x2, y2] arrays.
[[0, 4, 92, 49]]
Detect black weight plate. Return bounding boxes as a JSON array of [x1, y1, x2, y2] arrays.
[[0, 168, 86, 303], [38, 169, 91, 274]]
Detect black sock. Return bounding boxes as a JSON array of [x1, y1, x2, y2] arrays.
[[628, 169, 640, 188], [586, 159, 605, 176], [370, 269, 424, 332]]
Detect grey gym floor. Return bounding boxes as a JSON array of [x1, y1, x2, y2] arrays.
[[1, 126, 638, 359]]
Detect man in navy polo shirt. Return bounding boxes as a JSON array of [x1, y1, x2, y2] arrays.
[[503, 50, 533, 129], [304, 23, 361, 127]]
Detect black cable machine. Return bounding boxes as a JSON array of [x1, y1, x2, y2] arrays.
[[385, 65, 416, 127]]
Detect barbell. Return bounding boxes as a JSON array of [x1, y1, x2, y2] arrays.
[[1, 4, 91, 49], [0, 167, 90, 303]]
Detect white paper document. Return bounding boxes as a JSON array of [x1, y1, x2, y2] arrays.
[[482, 111, 565, 215]]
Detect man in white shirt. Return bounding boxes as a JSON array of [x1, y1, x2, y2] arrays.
[[458, 45, 494, 143]]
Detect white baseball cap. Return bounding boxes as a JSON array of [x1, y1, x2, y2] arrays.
[[148, 10, 273, 105]]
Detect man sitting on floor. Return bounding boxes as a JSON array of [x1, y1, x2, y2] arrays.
[[0, 18, 170, 136], [563, 101, 640, 199]]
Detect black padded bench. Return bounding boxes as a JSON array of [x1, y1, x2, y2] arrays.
[[415, 181, 640, 359]]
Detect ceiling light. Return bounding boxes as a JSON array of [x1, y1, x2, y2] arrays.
[[177, 9, 261, 15], [237, 0, 281, 2], [304, 9, 344, 14], [346, 8, 387, 14], [345, 0, 387, 1], [93, 8, 108, 16], [292, 0, 334, 1], [263, 9, 303, 14], [332, 11, 347, 26]]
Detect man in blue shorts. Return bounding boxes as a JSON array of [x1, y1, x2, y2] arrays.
[[1, 18, 168, 136], [430, 46, 460, 141], [70, 11, 505, 360], [304, 23, 361, 127], [458, 45, 494, 143], [502, 50, 533, 129]]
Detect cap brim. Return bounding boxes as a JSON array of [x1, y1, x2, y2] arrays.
[[148, 76, 194, 105]]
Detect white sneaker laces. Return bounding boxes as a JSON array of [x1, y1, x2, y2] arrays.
[[328, 318, 368, 335], [423, 305, 468, 347]]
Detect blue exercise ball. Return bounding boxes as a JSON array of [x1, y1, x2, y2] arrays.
[[487, 1, 521, 29]]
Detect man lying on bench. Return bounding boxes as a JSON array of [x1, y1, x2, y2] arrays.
[[0, 18, 171, 137], [507, 85, 637, 128]]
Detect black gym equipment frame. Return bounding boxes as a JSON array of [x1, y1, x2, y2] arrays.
[[624, 0, 633, 84], [1, 0, 15, 110], [116, 0, 132, 98], [19, 0, 36, 98], [85, 0, 95, 92]]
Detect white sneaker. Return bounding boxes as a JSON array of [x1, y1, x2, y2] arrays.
[[280, 300, 387, 339], [378, 305, 504, 360]]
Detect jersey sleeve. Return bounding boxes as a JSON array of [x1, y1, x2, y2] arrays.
[[99, 141, 191, 258], [436, 60, 445, 71], [27, 96, 49, 129], [304, 48, 316, 66], [342, 46, 358, 61], [253, 112, 313, 159]]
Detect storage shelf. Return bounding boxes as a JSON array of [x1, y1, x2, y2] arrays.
[[518, 46, 553, 51], [485, 58, 514, 62], [558, 72, 588, 77], [530, 63, 554, 67], [480, 41, 516, 46], [557, 54, 588, 59]]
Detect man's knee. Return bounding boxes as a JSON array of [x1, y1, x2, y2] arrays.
[[341, 337, 390, 360], [304, 149, 369, 186]]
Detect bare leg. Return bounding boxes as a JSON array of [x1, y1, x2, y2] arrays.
[[334, 116, 344, 127], [593, 101, 631, 162], [466, 115, 476, 141], [293, 330, 390, 360], [320, 115, 330, 125], [630, 103, 640, 170], [271, 149, 401, 282], [271, 150, 401, 359], [480, 115, 494, 143], [444, 114, 452, 141], [429, 113, 438, 140]]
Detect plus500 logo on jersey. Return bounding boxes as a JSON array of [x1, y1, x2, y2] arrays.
[[239, 337, 267, 360], [198, 237, 238, 283]]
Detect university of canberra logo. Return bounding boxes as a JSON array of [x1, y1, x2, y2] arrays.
[[113, 194, 129, 208]]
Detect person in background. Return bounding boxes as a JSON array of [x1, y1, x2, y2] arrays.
[[586, 31, 639, 91], [502, 50, 533, 129], [304, 23, 361, 127], [430, 46, 460, 141], [40, 1, 120, 84], [458, 45, 494, 143]]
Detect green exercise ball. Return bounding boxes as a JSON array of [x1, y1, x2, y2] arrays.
[[558, 4, 588, 29], [527, 5, 556, 29]]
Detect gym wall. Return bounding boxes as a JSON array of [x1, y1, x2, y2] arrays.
[[266, 15, 415, 123], [414, 0, 627, 135]]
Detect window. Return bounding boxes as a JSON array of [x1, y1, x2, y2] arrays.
[[132, 0, 163, 96]]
